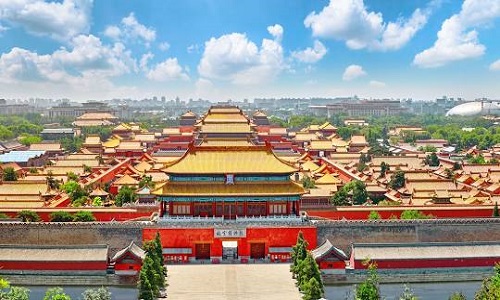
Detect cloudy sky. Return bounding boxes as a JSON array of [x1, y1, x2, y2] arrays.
[[0, 0, 499, 101]]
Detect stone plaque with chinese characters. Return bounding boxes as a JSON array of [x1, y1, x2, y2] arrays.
[[214, 228, 246, 238]]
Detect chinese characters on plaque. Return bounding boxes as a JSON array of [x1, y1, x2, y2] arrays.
[[214, 228, 246, 238]]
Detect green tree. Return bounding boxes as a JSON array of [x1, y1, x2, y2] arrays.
[[298, 253, 324, 297], [92, 196, 103, 207], [291, 232, 308, 279], [302, 277, 323, 300], [453, 162, 462, 171], [60, 137, 83, 153], [61, 180, 88, 204], [0, 213, 10, 219], [355, 262, 381, 300], [73, 211, 96, 222], [43, 287, 71, 300], [49, 211, 74, 222], [379, 162, 389, 178], [154, 232, 166, 270], [46, 171, 60, 190], [469, 154, 487, 165], [301, 176, 316, 189], [81, 287, 112, 300], [389, 170, 406, 190], [2, 167, 18, 181], [400, 210, 432, 220], [425, 152, 440, 167], [474, 264, 500, 299], [493, 202, 499, 218], [115, 185, 137, 207], [66, 172, 79, 181], [331, 187, 350, 206], [449, 292, 467, 300], [368, 211, 381, 220], [138, 268, 154, 300], [19, 134, 42, 146], [348, 180, 369, 205], [142, 255, 160, 297], [1, 286, 30, 300], [139, 175, 155, 189], [16, 210, 41, 222]]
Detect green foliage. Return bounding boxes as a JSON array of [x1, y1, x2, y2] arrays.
[[355, 262, 381, 300], [73, 211, 96, 222], [1, 286, 30, 300], [418, 145, 437, 153], [291, 232, 308, 278], [468, 154, 487, 165], [399, 284, 419, 300], [449, 292, 467, 300], [389, 170, 406, 190], [28, 167, 38, 174], [92, 196, 103, 207], [81, 126, 113, 141], [19, 134, 42, 146], [138, 175, 155, 189], [301, 176, 316, 189], [494, 202, 499, 217], [16, 210, 41, 222], [298, 253, 324, 297], [269, 116, 287, 127], [138, 269, 154, 300], [61, 180, 88, 204], [49, 211, 74, 222], [453, 162, 462, 171], [302, 277, 323, 300], [425, 152, 440, 167], [60, 137, 83, 153], [43, 287, 71, 300], [379, 162, 389, 178], [115, 185, 137, 207], [0, 213, 10, 219], [66, 172, 79, 181], [288, 115, 327, 129], [368, 211, 381, 220], [81, 287, 111, 300], [400, 210, 432, 220], [83, 164, 92, 173], [331, 186, 349, 206], [357, 162, 368, 172], [154, 232, 166, 268], [378, 200, 400, 206], [2, 167, 18, 181], [46, 171, 60, 190], [474, 264, 500, 299]]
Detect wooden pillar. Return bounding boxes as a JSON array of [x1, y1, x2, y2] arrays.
[[295, 201, 300, 216], [243, 201, 248, 217], [159, 201, 164, 217], [286, 201, 290, 215], [190, 202, 194, 216], [212, 202, 216, 217], [265, 202, 269, 216], [169, 201, 174, 215]]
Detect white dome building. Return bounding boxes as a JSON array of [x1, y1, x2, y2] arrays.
[[446, 101, 500, 116]]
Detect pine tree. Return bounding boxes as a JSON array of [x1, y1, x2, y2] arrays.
[[302, 277, 323, 300], [138, 269, 154, 300], [493, 202, 499, 217], [298, 253, 323, 295], [143, 255, 160, 297], [291, 232, 308, 279]]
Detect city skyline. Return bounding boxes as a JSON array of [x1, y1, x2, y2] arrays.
[[0, 0, 499, 101]]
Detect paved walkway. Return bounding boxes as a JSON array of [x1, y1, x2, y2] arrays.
[[166, 264, 302, 300]]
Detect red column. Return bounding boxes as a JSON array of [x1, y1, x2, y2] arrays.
[[295, 201, 300, 216], [159, 201, 164, 217], [286, 201, 290, 215], [265, 202, 269, 216], [190, 202, 195, 216], [169, 201, 174, 215], [212, 202, 216, 217], [243, 201, 248, 216]]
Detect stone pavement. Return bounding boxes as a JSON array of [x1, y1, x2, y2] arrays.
[[166, 264, 302, 300]]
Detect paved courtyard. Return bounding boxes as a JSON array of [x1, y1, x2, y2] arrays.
[[166, 264, 302, 300]]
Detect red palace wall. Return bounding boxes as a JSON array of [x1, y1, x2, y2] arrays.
[[307, 205, 497, 220], [0, 261, 107, 271], [0, 208, 153, 222], [319, 261, 346, 270], [353, 257, 500, 269], [143, 226, 317, 260]]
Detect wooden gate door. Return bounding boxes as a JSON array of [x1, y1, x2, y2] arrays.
[[195, 243, 210, 260], [250, 243, 265, 259]]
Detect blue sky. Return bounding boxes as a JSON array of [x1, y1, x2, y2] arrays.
[[0, 0, 499, 101]]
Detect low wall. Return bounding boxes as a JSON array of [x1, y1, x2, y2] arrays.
[[316, 218, 500, 255], [0, 222, 144, 256], [0, 208, 154, 222]]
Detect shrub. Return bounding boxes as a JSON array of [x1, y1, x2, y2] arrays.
[[73, 211, 96, 222], [49, 211, 74, 222]]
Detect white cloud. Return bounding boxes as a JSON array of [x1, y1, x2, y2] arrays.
[[369, 80, 386, 88], [147, 58, 189, 81], [159, 42, 170, 51], [267, 24, 283, 41], [103, 12, 156, 46], [103, 25, 121, 40], [198, 27, 284, 85], [414, 0, 500, 68], [490, 59, 500, 71], [342, 64, 366, 81], [304, 0, 434, 51], [187, 44, 201, 53], [292, 40, 327, 63], [0, 34, 137, 85], [0, 0, 92, 42], [140, 52, 154, 71]]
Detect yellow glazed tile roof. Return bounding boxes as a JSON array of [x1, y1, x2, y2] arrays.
[[114, 174, 139, 185], [103, 138, 120, 148], [155, 181, 304, 196], [315, 173, 342, 184], [163, 147, 297, 174], [200, 123, 253, 133], [301, 161, 320, 171], [309, 140, 334, 150]]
